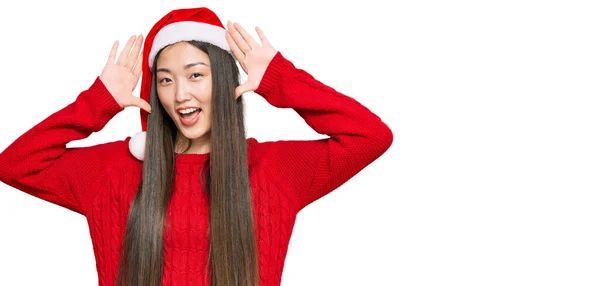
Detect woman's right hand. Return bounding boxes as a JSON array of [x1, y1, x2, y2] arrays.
[[99, 34, 151, 114]]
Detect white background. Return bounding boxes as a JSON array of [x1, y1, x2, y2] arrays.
[[0, 0, 599, 285]]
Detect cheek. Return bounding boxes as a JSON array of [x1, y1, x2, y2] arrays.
[[156, 90, 179, 121], [193, 80, 212, 101], [156, 91, 171, 110]]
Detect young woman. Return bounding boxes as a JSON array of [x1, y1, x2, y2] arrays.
[[0, 6, 393, 286]]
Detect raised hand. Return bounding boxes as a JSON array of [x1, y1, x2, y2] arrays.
[[99, 34, 151, 113], [225, 21, 277, 98]]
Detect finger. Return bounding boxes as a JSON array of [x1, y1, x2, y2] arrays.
[[225, 31, 246, 62], [233, 22, 259, 49], [107, 40, 118, 65], [227, 21, 252, 54], [125, 34, 143, 71], [255, 26, 271, 47], [132, 96, 152, 114], [131, 55, 143, 91], [239, 61, 248, 74], [116, 35, 136, 66], [235, 81, 253, 98]]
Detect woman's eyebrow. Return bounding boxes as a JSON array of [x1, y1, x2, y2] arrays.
[[156, 62, 209, 73], [184, 62, 209, 69]]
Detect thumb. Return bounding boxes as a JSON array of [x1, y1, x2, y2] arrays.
[[235, 81, 254, 98], [132, 96, 152, 114]]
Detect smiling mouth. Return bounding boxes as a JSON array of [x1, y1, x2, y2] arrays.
[[178, 108, 202, 126], [178, 108, 202, 118]]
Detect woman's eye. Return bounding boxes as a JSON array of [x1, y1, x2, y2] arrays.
[[159, 78, 172, 84], [191, 73, 202, 79]]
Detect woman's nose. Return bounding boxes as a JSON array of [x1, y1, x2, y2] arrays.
[[175, 83, 192, 101]]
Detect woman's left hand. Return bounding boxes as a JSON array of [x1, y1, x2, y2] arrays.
[[225, 21, 277, 98]]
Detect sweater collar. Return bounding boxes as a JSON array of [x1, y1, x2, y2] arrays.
[[174, 152, 210, 164]]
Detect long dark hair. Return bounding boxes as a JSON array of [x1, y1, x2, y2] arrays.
[[116, 40, 259, 286]]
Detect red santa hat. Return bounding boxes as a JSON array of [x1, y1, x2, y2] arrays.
[[129, 7, 231, 161]]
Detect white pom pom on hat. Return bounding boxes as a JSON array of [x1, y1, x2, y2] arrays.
[[129, 7, 231, 161], [129, 131, 146, 161]]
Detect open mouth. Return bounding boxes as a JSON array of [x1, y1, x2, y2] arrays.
[[178, 108, 203, 126], [178, 108, 202, 118]]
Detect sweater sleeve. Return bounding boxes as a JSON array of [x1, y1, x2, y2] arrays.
[[252, 52, 394, 211], [0, 77, 126, 216]]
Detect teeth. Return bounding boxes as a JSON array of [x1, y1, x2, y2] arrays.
[[179, 108, 200, 115]]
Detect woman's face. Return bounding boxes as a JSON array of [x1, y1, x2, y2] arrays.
[[155, 41, 212, 141]]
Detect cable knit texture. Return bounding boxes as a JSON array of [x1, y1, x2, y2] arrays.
[[0, 51, 393, 286]]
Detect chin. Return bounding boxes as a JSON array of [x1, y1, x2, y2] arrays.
[[179, 127, 210, 140]]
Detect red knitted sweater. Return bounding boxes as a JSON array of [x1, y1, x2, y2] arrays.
[[0, 51, 393, 286]]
